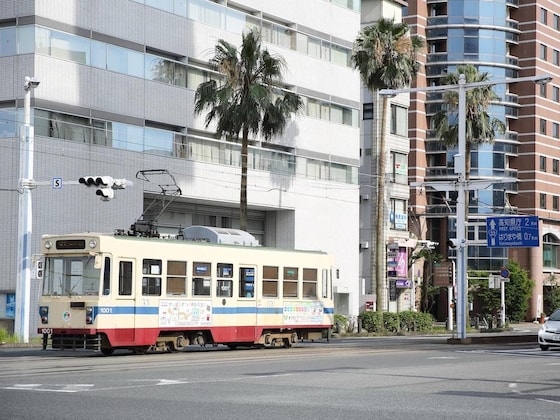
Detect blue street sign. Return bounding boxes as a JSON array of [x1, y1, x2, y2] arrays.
[[486, 215, 539, 248]]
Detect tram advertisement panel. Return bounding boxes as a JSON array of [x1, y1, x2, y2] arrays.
[[159, 300, 212, 327]]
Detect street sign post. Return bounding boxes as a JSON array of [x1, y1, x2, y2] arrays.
[[486, 215, 539, 248]]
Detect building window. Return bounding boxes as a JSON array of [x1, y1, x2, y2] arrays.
[[554, 196, 559, 211], [554, 123, 560, 139], [554, 86, 560, 102], [554, 49, 560, 66], [391, 151, 408, 184], [553, 159, 559, 174], [540, 44, 547, 60], [390, 198, 407, 230], [390, 104, 408, 137], [541, 82, 547, 97], [540, 193, 547, 209], [555, 14, 560, 31], [543, 233, 560, 268], [541, 118, 547, 135], [541, 7, 548, 25], [540, 156, 547, 171], [363, 103, 373, 120]]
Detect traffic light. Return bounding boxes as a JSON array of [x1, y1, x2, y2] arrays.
[[79, 175, 131, 201]]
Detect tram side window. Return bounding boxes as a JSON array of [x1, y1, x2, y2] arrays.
[[119, 261, 133, 296], [216, 263, 233, 297], [193, 262, 211, 296], [142, 259, 162, 296], [283, 267, 298, 298], [302, 268, 317, 298], [239, 267, 255, 298], [167, 260, 187, 296], [102, 257, 110, 295], [263, 265, 279, 297], [322, 269, 331, 299]]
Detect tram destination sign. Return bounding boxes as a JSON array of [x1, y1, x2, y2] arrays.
[[486, 215, 539, 248]]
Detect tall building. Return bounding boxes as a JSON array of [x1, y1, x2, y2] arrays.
[[358, 0, 414, 313], [0, 0, 362, 336], [406, 0, 560, 320]]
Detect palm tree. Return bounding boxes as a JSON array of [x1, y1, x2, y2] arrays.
[[433, 64, 506, 178], [194, 29, 302, 231], [352, 18, 423, 314]]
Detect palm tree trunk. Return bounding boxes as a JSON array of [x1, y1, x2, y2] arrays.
[[374, 95, 389, 314], [240, 128, 249, 231]]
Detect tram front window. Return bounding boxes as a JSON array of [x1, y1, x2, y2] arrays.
[[42, 256, 101, 296]]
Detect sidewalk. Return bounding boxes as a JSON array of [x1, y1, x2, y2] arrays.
[[447, 321, 540, 344]]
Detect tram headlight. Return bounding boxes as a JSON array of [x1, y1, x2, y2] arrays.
[[44, 240, 52, 250], [88, 239, 97, 249], [40, 306, 49, 324], [85, 306, 94, 324]]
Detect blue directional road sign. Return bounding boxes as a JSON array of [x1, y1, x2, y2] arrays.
[[486, 215, 539, 248]]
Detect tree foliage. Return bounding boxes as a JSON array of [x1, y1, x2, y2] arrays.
[[433, 64, 506, 177], [351, 18, 423, 314], [194, 29, 302, 231]]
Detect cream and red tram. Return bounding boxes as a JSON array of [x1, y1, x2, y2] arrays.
[[37, 231, 334, 354]]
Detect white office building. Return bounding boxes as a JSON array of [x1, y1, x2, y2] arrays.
[[0, 0, 362, 337]]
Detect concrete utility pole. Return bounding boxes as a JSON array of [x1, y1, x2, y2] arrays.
[[15, 76, 40, 343]]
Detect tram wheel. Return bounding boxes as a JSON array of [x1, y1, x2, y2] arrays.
[[101, 347, 114, 355]]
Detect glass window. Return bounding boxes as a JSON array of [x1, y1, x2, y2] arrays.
[[142, 277, 161, 295], [144, 127, 174, 156], [322, 269, 331, 299], [102, 257, 111, 295], [17, 25, 35, 54], [42, 256, 101, 296], [541, 193, 547, 209], [541, 119, 547, 135], [216, 263, 233, 297], [543, 234, 560, 268], [391, 199, 408, 230], [363, 103, 373, 120], [107, 44, 144, 78], [263, 265, 278, 297], [553, 159, 559, 174], [302, 268, 317, 298], [51, 30, 90, 64], [540, 44, 547, 60], [193, 262, 211, 296], [283, 267, 298, 298], [0, 27, 16, 56], [540, 156, 547, 171], [91, 40, 107, 69], [554, 196, 559, 211], [0, 108, 17, 137], [119, 261, 133, 296], [167, 260, 187, 295], [391, 104, 408, 137], [391, 152, 408, 184], [554, 123, 560, 139], [239, 267, 255, 298]]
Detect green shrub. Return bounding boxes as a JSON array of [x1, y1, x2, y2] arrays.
[[334, 314, 349, 333], [359, 311, 382, 333], [0, 327, 8, 342], [358, 311, 435, 334]]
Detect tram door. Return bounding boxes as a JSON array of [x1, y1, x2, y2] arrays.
[[117, 259, 136, 342], [239, 266, 257, 340]]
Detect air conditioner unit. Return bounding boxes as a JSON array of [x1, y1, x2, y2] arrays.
[[360, 193, 370, 201], [360, 241, 369, 249]]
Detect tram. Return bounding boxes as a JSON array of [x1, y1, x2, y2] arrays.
[[37, 228, 334, 354]]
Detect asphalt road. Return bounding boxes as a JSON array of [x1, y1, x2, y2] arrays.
[[1, 335, 558, 420]]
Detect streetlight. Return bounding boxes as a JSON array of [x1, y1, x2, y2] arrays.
[[15, 76, 40, 343], [381, 72, 552, 341]]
